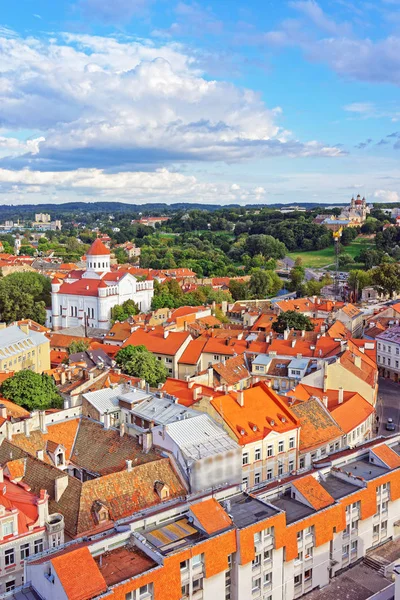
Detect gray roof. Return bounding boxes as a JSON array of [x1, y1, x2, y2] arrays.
[[162, 414, 239, 460], [82, 384, 133, 414], [288, 358, 309, 370], [130, 396, 198, 425], [252, 354, 272, 366], [0, 325, 48, 358]]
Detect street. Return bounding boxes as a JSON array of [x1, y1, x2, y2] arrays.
[[376, 377, 400, 436]]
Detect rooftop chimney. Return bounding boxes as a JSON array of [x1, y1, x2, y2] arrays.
[[0, 404, 7, 419], [54, 475, 68, 502], [120, 423, 126, 437], [338, 387, 344, 404], [126, 459, 133, 472], [322, 395, 328, 408], [237, 390, 244, 407]]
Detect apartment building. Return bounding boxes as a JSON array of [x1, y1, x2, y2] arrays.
[[21, 436, 400, 600], [209, 382, 300, 488], [335, 303, 364, 338], [376, 326, 400, 381], [0, 322, 50, 373], [0, 465, 64, 595], [122, 328, 192, 378]]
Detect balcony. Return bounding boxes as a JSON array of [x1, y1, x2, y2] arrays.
[[46, 513, 64, 534]]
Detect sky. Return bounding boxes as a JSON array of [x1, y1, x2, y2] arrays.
[[1, 0, 400, 206]]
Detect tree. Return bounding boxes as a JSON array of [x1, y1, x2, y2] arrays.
[[371, 263, 400, 298], [229, 280, 251, 301], [0, 272, 51, 324], [272, 310, 314, 334], [248, 270, 282, 298], [347, 270, 372, 301], [288, 262, 305, 293], [68, 340, 90, 355], [115, 345, 167, 386], [1, 371, 62, 411], [110, 299, 139, 323]]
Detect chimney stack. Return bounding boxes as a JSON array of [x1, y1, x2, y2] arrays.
[[0, 404, 7, 419], [338, 387, 344, 404], [322, 395, 328, 408], [126, 459, 132, 472], [237, 391, 244, 407], [120, 423, 126, 437]]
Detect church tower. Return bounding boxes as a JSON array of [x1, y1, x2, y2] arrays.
[[83, 238, 111, 279]]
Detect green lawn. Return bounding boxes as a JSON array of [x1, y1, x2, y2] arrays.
[[287, 236, 374, 270]]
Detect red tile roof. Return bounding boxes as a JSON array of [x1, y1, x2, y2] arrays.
[[330, 393, 375, 434], [178, 339, 207, 365], [51, 546, 107, 600], [211, 382, 299, 445], [292, 475, 335, 510], [371, 444, 400, 469], [122, 328, 191, 356], [86, 238, 110, 256], [190, 498, 232, 534]]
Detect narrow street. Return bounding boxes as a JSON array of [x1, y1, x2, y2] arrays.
[[376, 377, 400, 436]]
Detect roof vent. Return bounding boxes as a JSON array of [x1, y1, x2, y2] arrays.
[[270, 419, 275, 426], [240, 429, 245, 436], [252, 425, 257, 432], [281, 416, 286, 423]]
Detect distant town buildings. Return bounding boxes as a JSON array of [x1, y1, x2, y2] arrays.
[[32, 214, 62, 231], [316, 195, 371, 230]]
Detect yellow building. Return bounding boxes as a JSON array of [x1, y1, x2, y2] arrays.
[[0, 322, 50, 373]]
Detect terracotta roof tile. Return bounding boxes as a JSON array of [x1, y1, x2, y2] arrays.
[[291, 397, 343, 452], [122, 329, 191, 356], [213, 355, 250, 386], [11, 419, 80, 463], [190, 498, 232, 534], [292, 474, 335, 510], [178, 339, 207, 365], [211, 382, 299, 445], [330, 394, 375, 434], [51, 546, 107, 600], [371, 444, 400, 469], [86, 238, 110, 256]]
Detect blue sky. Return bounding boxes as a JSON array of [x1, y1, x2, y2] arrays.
[[1, 0, 400, 205]]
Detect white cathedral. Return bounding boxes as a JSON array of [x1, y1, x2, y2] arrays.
[[50, 239, 153, 331]]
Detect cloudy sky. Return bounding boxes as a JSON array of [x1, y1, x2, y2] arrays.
[[1, 0, 400, 205]]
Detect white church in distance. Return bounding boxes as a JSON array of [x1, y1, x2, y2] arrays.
[[50, 238, 153, 330]]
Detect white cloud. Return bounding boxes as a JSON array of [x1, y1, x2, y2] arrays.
[[374, 189, 400, 202], [0, 31, 343, 172]]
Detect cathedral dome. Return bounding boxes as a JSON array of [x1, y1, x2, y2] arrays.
[[87, 238, 110, 256]]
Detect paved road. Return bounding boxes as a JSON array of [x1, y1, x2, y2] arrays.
[[376, 377, 400, 436]]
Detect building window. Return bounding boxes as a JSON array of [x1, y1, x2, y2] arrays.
[[278, 463, 283, 476], [20, 543, 30, 560], [351, 540, 357, 554], [264, 572, 272, 587], [289, 460, 294, 472], [381, 520, 388, 535], [342, 544, 349, 558], [180, 559, 189, 571], [263, 549, 272, 563], [267, 468, 273, 480], [5, 581, 15, 592], [34, 539, 44, 554], [304, 569, 312, 582], [252, 553, 261, 568], [254, 531, 262, 544], [267, 445, 273, 457], [254, 472, 261, 485], [252, 577, 261, 593], [192, 554, 203, 569], [192, 577, 203, 593], [297, 530, 303, 541], [299, 457, 305, 469], [5, 548, 15, 566], [278, 440, 284, 453], [289, 437, 295, 449], [3, 520, 13, 537], [139, 584, 153, 598], [242, 453, 249, 466], [294, 574, 302, 587], [255, 448, 261, 461], [242, 477, 248, 487]]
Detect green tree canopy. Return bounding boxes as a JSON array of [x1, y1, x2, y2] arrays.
[[115, 345, 168, 387], [1, 371, 62, 411], [68, 340, 90, 355], [0, 272, 51, 324], [272, 310, 314, 334], [248, 270, 282, 298], [371, 263, 400, 298], [110, 299, 139, 323]]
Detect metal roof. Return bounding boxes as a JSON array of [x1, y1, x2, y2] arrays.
[[82, 384, 127, 414], [252, 354, 272, 366], [0, 325, 47, 358], [130, 396, 198, 425], [163, 414, 239, 460], [288, 358, 309, 370]]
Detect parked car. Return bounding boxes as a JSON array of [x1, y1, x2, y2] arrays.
[[386, 418, 396, 431]]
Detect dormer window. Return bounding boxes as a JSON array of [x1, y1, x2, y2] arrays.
[[154, 481, 170, 500], [92, 501, 109, 524], [56, 452, 64, 466]]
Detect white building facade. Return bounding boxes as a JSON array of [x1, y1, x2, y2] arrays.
[[50, 239, 153, 331]]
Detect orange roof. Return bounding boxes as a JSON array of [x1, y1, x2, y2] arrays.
[[168, 306, 204, 321], [51, 546, 107, 600], [104, 320, 132, 343], [161, 378, 221, 407], [50, 350, 68, 365], [0, 371, 14, 385], [339, 303, 363, 318], [122, 328, 191, 356], [340, 348, 376, 386], [326, 320, 349, 339], [4, 458, 25, 480], [211, 382, 299, 445], [190, 498, 232, 534], [291, 397, 343, 452], [178, 339, 207, 365], [330, 393, 375, 434], [292, 475, 335, 510], [86, 238, 110, 256], [371, 444, 400, 469], [11, 419, 80, 463], [0, 396, 30, 418], [0, 478, 39, 533], [49, 334, 93, 349]]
